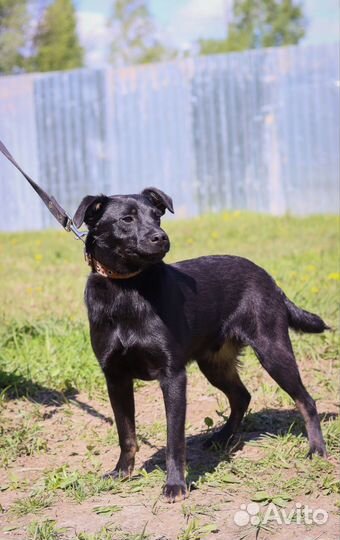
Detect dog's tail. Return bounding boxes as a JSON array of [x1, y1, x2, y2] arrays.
[[283, 295, 330, 334]]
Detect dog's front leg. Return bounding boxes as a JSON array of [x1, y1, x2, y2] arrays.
[[105, 377, 137, 478], [160, 369, 187, 502]]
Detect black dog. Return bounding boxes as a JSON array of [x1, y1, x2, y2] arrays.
[[74, 187, 328, 502]]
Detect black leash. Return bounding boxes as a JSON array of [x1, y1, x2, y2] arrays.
[[0, 140, 86, 242]]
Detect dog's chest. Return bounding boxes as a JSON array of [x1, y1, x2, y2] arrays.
[[86, 280, 169, 379]]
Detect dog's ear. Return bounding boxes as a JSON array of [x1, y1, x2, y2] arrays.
[[141, 187, 174, 215], [73, 195, 109, 228]]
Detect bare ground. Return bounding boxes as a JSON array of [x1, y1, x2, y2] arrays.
[[1, 368, 339, 540]]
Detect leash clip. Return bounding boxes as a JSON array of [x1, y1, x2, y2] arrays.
[[0, 139, 88, 242], [65, 218, 87, 243]]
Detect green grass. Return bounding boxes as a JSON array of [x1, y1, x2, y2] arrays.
[[38, 465, 123, 502], [0, 212, 338, 322], [0, 212, 339, 539], [178, 519, 219, 540], [75, 525, 150, 540], [0, 405, 48, 466], [27, 519, 66, 540], [10, 493, 55, 517], [0, 213, 338, 399], [194, 418, 340, 498]]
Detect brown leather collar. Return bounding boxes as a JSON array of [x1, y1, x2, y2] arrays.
[[85, 253, 142, 280]]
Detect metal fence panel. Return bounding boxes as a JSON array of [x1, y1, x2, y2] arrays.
[[106, 61, 197, 217], [34, 68, 109, 227], [0, 74, 44, 230], [0, 43, 338, 231]]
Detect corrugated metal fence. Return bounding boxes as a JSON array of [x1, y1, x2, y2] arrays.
[[0, 43, 339, 231]]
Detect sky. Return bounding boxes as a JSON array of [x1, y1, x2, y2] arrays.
[[75, 0, 340, 67]]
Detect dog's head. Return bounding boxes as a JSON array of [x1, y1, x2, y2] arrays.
[[73, 187, 174, 274]]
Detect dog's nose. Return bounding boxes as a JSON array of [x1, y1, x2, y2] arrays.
[[151, 232, 168, 244]]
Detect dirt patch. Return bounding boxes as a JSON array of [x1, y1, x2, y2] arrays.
[[1, 371, 339, 540]]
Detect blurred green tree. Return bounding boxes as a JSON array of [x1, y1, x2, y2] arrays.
[[32, 0, 83, 72], [0, 0, 28, 73], [109, 0, 173, 66], [200, 0, 306, 55]]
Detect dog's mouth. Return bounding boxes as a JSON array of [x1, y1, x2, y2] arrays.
[[89, 234, 170, 272], [122, 243, 170, 264], [140, 252, 167, 263], [135, 246, 169, 263]]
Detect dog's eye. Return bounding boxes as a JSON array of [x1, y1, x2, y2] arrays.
[[121, 216, 134, 224]]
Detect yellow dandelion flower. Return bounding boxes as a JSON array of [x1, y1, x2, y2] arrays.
[[34, 254, 43, 262], [211, 231, 219, 239], [311, 287, 319, 294], [327, 272, 340, 281]]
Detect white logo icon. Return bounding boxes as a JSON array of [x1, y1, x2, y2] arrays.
[[234, 502, 260, 526], [233, 501, 328, 527]]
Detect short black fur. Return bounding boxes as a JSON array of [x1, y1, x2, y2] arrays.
[[74, 187, 329, 503]]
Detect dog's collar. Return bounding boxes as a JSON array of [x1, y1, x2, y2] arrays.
[[85, 253, 142, 280]]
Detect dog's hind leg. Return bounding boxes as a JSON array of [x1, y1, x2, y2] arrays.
[[252, 331, 326, 457], [197, 341, 251, 448]]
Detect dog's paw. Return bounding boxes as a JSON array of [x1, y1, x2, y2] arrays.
[[103, 468, 129, 480], [163, 482, 187, 503], [306, 442, 327, 459]]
